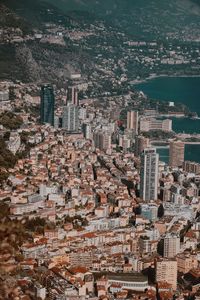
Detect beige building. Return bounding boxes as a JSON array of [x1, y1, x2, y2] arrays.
[[156, 258, 177, 290], [169, 141, 185, 168], [176, 252, 198, 274], [164, 233, 180, 258], [135, 135, 149, 157], [127, 110, 138, 133], [183, 161, 200, 174], [93, 130, 111, 152], [140, 118, 172, 132], [139, 236, 151, 254]]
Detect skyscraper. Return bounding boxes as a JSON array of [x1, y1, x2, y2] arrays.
[[62, 103, 79, 132], [135, 135, 150, 157], [82, 123, 92, 140], [169, 140, 185, 168], [140, 148, 159, 201], [127, 110, 138, 133], [40, 84, 55, 126], [93, 130, 111, 152], [67, 86, 79, 106]]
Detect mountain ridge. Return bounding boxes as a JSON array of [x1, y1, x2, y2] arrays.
[[0, 0, 200, 84]]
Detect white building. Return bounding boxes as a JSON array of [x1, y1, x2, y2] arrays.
[[62, 103, 79, 132], [164, 232, 180, 258], [0, 90, 9, 101], [7, 132, 21, 154], [140, 118, 172, 132], [140, 148, 159, 201], [108, 273, 149, 292]]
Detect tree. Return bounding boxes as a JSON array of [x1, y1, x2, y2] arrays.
[[24, 217, 46, 232], [0, 112, 23, 130], [0, 137, 17, 170], [134, 205, 142, 215], [0, 202, 10, 219]]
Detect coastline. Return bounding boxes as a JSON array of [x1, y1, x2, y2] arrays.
[[130, 73, 200, 85], [131, 74, 200, 119]]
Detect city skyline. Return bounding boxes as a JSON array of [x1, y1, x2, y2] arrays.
[[0, 0, 200, 299]]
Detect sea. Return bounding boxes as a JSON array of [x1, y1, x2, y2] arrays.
[[134, 76, 200, 164]]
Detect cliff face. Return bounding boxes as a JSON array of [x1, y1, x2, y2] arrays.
[[0, 0, 95, 83]]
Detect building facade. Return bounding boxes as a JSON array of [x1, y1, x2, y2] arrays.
[[62, 103, 79, 132], [67, 86, 79, 106], [183, 161, 200, 174], [127, 111, 139, 133], [140, 148, 159, 201], [169, 141, 185, 168], [176, 252, 198, 274], [140, 118, 172, 132], [135, 135, 150, 157], [164, 233, 180, 258], [93, 130, 112, 152], [156, 258, 177, 290], [82, 123, 92, 140], [40, 84, 55, 126]]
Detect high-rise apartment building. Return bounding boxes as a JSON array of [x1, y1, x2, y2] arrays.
[[135, 135, 150, 157], [169, 141, 185, 168], [40, 84, 55, 126], [82, 123, 92, 140], [140, 148, 159, 201], [119, 135, 131, 151], [155, 258, 177, 290], [127, 111, 138, 133], [139, 236, 151, 254], [62, 103, 79, 132], [93, 130, 111, 152], [67, 86, 79, 106], [163, 232, 180, 258]]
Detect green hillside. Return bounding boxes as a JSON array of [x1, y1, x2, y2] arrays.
[[44, 0, 200, 39]]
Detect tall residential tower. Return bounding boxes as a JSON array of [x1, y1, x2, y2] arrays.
[[135, 135, 150, 157], [127, 110, 138, 134], [40, 84, 55, 126], [62, 103, 79, 132], [67, 86, 79, 106], [169, 140, 185, 168], [140, 148, 159, 201]]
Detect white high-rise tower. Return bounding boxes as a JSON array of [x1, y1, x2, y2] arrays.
[[62, 103, 79, 132], [140, 148, 159, 201]]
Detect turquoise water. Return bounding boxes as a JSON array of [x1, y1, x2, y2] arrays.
[[135, 76, 200, 113], [157, 145, 200, 164], [134, 76, 200, 163]]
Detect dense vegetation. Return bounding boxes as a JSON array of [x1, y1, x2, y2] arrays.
[[0, 137, 17, 169], [0, 137, 17, 184], [0, 4, 32, 35], [0, 112, 23, 185], [142, 130, 175, 140], [0, 112, 23, 130]]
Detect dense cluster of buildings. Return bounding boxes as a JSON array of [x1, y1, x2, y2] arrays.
[[0, 81, 200, 300]]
